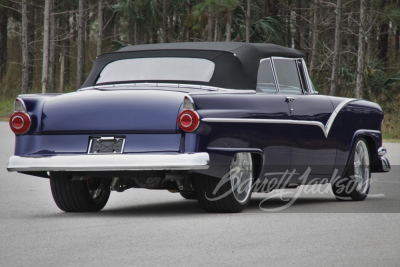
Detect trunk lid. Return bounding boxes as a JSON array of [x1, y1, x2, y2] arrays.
[[41, 89, 185, 133]]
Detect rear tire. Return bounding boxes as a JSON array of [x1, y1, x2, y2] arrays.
[[194, 153, 253, 213], [332, 137, 371, 201], [180, 191, 197, 200], [50, 173, 111, 212]]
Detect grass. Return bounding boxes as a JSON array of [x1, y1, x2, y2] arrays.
[[382, 112, 400, 141], [0, 98, 14, 121]]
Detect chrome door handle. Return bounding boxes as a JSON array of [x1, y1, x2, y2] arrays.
[[285, 97, 296, 103]]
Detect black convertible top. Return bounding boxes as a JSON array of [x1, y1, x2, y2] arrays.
[[82, 42, 304, 89]]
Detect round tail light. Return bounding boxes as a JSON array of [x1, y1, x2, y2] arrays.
[[178, 110, 200, 132], [10, 112, 31, 134]]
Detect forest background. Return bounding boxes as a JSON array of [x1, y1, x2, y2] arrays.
[[0, 0, 399, 140]]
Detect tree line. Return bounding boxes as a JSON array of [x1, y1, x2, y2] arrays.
[[0, 0, 399, 102]]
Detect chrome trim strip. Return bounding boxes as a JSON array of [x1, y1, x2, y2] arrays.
[[358, 129, 381, 134], [7, 153, 210, 172], [325, 99, 357, 134], [259, 58, 279, 93], [207, 147, 263, 153], [301, 60, 313, 94], [270, 58, 280, 93], [79, 83, 222, 91], [202, 98, 363, 138], [202, 118, 328, 137]]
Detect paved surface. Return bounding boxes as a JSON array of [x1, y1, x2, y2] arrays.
[[1, 121, 399, 266]]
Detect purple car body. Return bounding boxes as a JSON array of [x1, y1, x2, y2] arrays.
[[7, 42, 390, 213]]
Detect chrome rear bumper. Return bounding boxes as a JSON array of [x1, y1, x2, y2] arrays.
[[7, 153, 210, 172]]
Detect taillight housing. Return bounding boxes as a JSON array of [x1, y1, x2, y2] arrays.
[[10, 98, 31, 135], [178, 96, 200, 132], [178, 110, 200, 132]]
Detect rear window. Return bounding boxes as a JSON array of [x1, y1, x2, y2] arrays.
[[96, 57, 215, 84]]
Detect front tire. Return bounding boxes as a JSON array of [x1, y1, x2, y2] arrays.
[[194, 153, 253, 213], [332, 137, 371, 201], [50, 173, 111, 212]]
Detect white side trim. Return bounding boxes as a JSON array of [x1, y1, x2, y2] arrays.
[[202, 118, 328, 137], [202, 99, 369, 138], [324, 99, 357, 135]]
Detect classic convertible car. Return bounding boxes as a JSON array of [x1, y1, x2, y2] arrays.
[[7, 42, 390, 213]]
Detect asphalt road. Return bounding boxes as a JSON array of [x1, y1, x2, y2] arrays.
[[1, 121, 399, 267]]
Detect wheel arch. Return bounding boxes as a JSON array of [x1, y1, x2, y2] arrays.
[[347, 130, 382, 174]]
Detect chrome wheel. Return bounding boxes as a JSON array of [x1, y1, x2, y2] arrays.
[[353, 140, 370, 194], [194, 153, 254, 213], [230, 153, 253, 203], [331, 137, 371, 201]]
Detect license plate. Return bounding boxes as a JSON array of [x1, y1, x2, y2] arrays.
[[88, 136, 125, 154]]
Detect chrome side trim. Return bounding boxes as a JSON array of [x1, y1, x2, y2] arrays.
[[202, 98, 366, 138], [357, 129, 381, 134], [7, 153, 210, 172], [202, 118, 328, 137], [324, 99, 357, 134], [207, 147, 263, 153]]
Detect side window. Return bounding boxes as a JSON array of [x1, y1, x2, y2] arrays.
[[273, 59, 303, 95], [257, 59, 277, 93]]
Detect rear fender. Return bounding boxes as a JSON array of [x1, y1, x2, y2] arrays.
[[15, 94, 59, 134]]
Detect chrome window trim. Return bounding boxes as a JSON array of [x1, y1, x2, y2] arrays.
[[258, 58, 279, 93], [301, 60, 313, 93], [202, 99, 361, 138], [272, 57, 304, 95], [294, 59, 305, 94], [258, 57, 313, 95], [270, 58, 279, 93], [296, 59, 309, 94]]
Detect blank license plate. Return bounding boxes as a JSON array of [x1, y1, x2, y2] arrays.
[[88, 137, 125, 154]]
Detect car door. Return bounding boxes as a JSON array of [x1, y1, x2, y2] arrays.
[[256, 58, 293, 181], [272, 58, 336, 180]]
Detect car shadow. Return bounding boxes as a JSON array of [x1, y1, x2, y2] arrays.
[[32, 193, 355, 219]]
